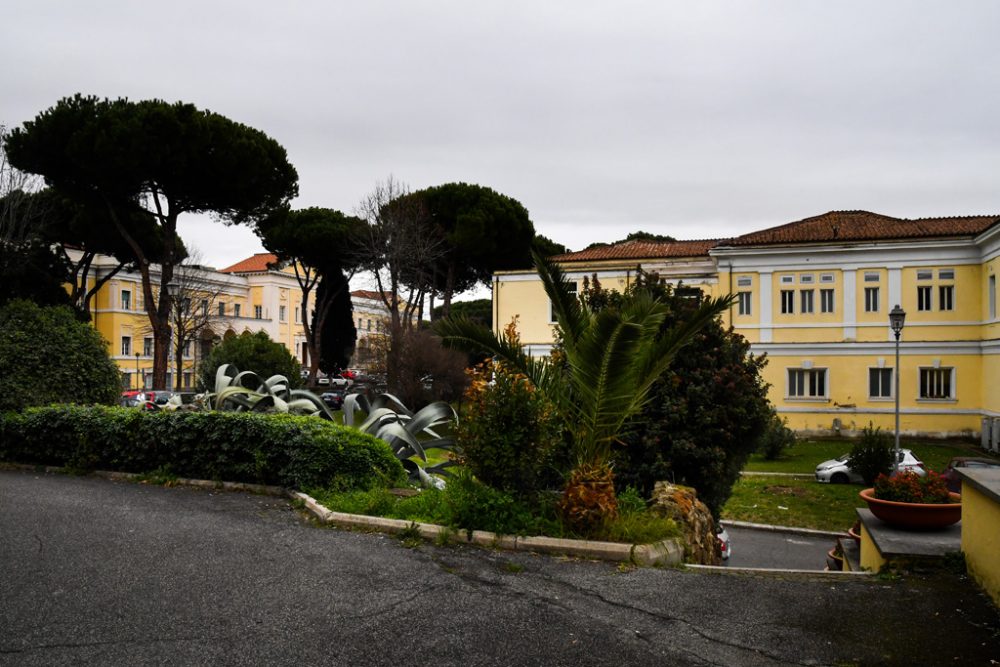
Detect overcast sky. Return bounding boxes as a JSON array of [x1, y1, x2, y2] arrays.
[[4, 1, 999, 290]]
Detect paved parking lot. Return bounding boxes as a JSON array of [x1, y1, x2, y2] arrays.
[[2, 469, 999, 666]]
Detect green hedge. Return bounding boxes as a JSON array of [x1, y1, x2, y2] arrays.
[[0, 406, 406, 491]]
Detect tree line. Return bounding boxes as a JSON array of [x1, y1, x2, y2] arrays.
[[1, 94, 565, 391]]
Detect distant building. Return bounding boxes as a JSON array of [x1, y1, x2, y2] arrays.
[[493, 211, 1000, 438]]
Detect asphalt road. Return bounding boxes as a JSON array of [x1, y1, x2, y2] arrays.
[[2, 469, 999, 666], [724, 526, 836, 570]]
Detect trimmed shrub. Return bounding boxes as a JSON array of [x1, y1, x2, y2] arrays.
[[757, 409, 797, 461], [197, 330, 303, 391], [456, 359, 565, 498], [0, 406, 405, 491], [0, 300, 120, 411], [849, 423, 895, 485]]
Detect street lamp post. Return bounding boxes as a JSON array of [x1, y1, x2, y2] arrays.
[[889, 305, 907, 475], [134, 351, 141, 391]]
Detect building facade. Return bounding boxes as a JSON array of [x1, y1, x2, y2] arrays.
[[80, 252, 397, 389], [493, 211, 1000, 438]]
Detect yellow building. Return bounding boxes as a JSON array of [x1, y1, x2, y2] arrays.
[[494, 211, 1000, 439]]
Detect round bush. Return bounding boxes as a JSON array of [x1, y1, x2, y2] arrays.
[[0, 300, 120, 411], [849, 423, 894, 485]]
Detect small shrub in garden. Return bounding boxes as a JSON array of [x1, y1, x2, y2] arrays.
[[0, 300, 120, 411], [873, 471, 953, 504], [849, 423, 894, 485], [757, 409, 796, 461], [456, 354, 565, 498]]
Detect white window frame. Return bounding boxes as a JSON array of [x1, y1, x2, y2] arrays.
[[820, 273, 835, 284], [868, 367, 893, 400], [916, 270, 933, 281], [864, 286, 879, 312], [938, 284, 954, 311], [143, 337, 153, 357], [121, 336, 132, 356], [938, 268, 955, 280], [233, 303, 241, 318], [799, 274, 814, 284], [550, 282, 577, 322], [917, 285, 932, 311], [780, 275, 794, 285], [787, 368, 828, 399], [919, 367, 955, 401], [864, 272, 880, 283], [737, 291, 752, 316], [254, 305, 263, 320], [990, 275, 996, 319], [820, 288, 835, 314], [736, 276, 753, 288], [800, 289, 814, 314], [780, 290, 795, 314], [121, 289, 131, 311], [279, 305, 286, 322]]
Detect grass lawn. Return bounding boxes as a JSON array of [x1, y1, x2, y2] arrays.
[[730, 437, 995, 531], [744, 437, 986, 475], [721, 476, 865, 532]]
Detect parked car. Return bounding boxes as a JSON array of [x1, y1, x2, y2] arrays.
[[716, 524, 731, 560], [320, 390, 345, 410], [940, 456, 1000, 493], [815, 448, 926, 484]]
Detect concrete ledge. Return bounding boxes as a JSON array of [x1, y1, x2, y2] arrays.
[[686, 564, 872, 578], [721, 519, 847, 538]]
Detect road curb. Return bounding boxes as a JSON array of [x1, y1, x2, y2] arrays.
[[720, 519, 847, 538], [685, 564, 872, 578], [289, 490, 685, 566]]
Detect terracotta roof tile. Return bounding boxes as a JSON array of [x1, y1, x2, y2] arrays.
[[725, 211, 1000, 247], [554, 239, 720, 262], [350, 290, 394, 301], [219, 253, 280, 274]]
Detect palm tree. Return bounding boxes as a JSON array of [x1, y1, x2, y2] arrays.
[[435, 253, 733, 532]]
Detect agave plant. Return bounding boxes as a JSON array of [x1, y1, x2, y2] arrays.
[[435, 251, 732, 532], [343, 392, 459, 487], [200, 364, 335, 419]]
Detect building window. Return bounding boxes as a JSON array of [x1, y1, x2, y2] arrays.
[[869, 368, 893, 399], [121, 289, 131, 310], [218, 302, 226, 316], [917, 286, 932, 311], [917, 270, 933, 281], [780, 275, 794, 285], [788, 368, 827, 399], [121, 336, 132, 356], [200, 299, 208, 315], [864, 287, 879, 312], [800, 289, 814, 314], [938, 268, 955, 280], [736, 276, 752, 288], [254, 305, 263, 319], [737, 292, 752, 316], [183, 341, 192, 357], [938, 285, 954, 311], [183, 372, 192, 389], [551, 282, 577, 321], [279, 305, 286, 322], [919, 368, 954, 399], [181, 298, 191, 315], [820, 289, 835, 313], [234, 304, 241, 318], [780, 290, 794, 314], [799, 274, 814, 284], [820, 273, 834, 283], [367, 319, 372, 331], [990, 275, 996, 319], [357, 318, 363, 329], [143, 337, 153, 357], [864, 272, 880, 283]]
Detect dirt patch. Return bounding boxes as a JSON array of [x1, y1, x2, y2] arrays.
[[763, 485, 809, 497]]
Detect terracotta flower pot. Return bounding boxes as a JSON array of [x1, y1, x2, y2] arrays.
[[859, 488, 962, 530]]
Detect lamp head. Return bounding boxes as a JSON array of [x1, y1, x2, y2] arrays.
[[889, 305, 906, 336]]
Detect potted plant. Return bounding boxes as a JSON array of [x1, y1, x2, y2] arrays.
[[859, 471, 961, 529]]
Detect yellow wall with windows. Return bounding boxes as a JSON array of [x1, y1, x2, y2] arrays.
[[494, 278, 561, 345]]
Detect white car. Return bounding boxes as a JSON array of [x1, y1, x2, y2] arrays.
[[716, 524, 731, 560], [815, 448, 926, 484]]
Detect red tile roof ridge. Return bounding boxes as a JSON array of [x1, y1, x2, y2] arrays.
[[554, 238, 722, 262], [218, 253, 281, 274]]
